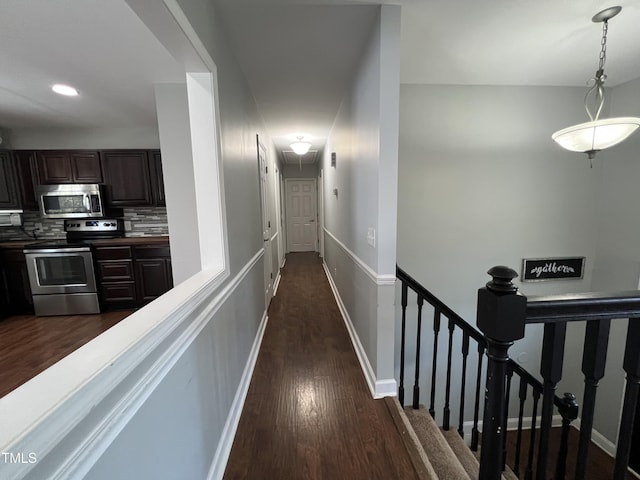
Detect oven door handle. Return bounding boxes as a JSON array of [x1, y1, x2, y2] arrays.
[[83, 194, 91, 213]]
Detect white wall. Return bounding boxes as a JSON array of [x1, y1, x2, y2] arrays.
[[396, 83, 603, 429], [322, 5, 400, 397], [10, 127, 160, 149]]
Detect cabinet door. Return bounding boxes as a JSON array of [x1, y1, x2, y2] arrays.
[[70, 151, 102, 183], [2, 249, 33, 313], [37, 151, 102, 184], [13, 151, 38, 210], [36, 151, 74, 184], [135, 259, 170, 302], [150, 150, 165, 207], [101, 151, 153, 206], [0, 152, 20, 209]]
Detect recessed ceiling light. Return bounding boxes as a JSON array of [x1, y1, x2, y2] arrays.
[[52, 84, 79, 96]]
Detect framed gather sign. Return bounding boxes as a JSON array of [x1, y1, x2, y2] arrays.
[[521, 257, 585, 282]]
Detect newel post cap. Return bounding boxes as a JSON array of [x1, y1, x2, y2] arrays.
[[486, 265, 519, 294], [477, 265, 527, 342]]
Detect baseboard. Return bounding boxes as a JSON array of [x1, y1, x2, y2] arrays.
[[322, 262, 376, 397], [207, 311, 269, 480], [462, 415, 563, 445], [273, 269, 282, 297]]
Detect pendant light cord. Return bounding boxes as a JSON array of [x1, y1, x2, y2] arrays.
[[584, 19, 610, 122]]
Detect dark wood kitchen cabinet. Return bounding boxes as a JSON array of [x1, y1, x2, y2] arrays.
[[95, 245, 137, 308], [1, 248, 33, 314], [0, 152, 20, 209], [134, 245, 172, 303], [36, 150, 102, 184], [12, 151, 38, 210], [100, 150, 153, 207], [94, 240, 172, 309]]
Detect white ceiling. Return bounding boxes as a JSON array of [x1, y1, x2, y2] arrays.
[[0, 0, 184, 130], [1, 0, 639, 159]]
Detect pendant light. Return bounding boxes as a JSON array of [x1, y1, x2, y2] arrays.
[[290, 136, 311, 155], [552, 6, 640, 160]]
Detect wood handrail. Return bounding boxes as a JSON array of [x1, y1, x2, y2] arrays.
[[526, 290, 640, 323]]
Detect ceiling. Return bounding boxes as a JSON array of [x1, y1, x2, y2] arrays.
[[1, 0, 639, 158]]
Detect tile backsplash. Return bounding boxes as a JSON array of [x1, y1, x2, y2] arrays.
[[0, 207, 169, 241], [122, 207, 168, 237]]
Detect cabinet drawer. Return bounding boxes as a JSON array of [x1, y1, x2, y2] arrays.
[[133, 245, 170, 259], [97, 261, 134, 281], [101, 282, 137, 302], [94, 246, 133, 261]]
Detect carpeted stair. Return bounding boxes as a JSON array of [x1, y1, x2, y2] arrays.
[[385, 397, 518, 480]]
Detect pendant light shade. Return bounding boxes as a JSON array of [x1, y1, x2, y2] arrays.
[[290, 136, 311, 155], [552, 117, 640, 157], [552, 6, 640, 159]]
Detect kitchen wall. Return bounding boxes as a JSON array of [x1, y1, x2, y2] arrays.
[[0, 208, 168, 241]]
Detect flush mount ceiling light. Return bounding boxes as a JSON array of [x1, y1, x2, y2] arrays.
[[52, 84, 79, 96], [552, 6, 640, 160], [290, 136, 311, 155]]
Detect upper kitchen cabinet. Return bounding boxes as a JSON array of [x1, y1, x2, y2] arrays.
[[0, 151, 20, 209], [100, 150, 153, 207], [36, 150, 102, 184], [149, 150, 165, 207], [12, 151, 38, 210]]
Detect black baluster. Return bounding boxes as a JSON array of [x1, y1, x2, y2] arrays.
[[513, 377, 528, 478], [413, 294, 424, 409], [575, 319, 611, 480], [477, 266, 527, 480], [525, 390, 540, 480], [471, 342, 485, 451], [555, 392, 579, 480], [399, 281, 408, 406], [458, 332, 470, 438], [613, 319, 640, 480], [429, 308, 441, 417], [443, 317, 455, 430], [536, 322, 567, 480], [503, 367, 514, 471]]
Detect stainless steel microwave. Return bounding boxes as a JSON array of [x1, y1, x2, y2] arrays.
[[37, 184, 106, 219]]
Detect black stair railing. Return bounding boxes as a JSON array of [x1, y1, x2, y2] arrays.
[[397, 266, 576, 479], [477, 266, 640, 480]]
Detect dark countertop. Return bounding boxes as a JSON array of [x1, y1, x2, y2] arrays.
[[91, 236, 170, 247], [0, 236, 170, 250]]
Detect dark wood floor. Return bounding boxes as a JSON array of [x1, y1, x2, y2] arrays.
[[224, 252, 419, 480], [506, 426, 637, 480], [0, 309, 133, 398]]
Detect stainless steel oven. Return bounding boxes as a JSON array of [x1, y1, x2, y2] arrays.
[[24, 243, 99, 316], [23, 219, 124, 316]]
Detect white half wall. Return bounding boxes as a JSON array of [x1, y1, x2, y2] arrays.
[[321, 5, 401, 392]]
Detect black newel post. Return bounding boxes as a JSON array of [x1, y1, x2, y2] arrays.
[[477, 266, 527, 480]]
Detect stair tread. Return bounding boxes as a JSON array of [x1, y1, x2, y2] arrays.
[[404, 406, 470, 480], [470, 445, 519, 480], [441, 428, 479, 479], [384, 398, 439, 480]]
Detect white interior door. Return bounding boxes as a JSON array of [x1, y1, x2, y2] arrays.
[[286, 179, 317, 252], [257, 136, 273, 308]]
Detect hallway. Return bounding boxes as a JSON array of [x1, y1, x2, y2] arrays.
[[224, 252, 418, 479]]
